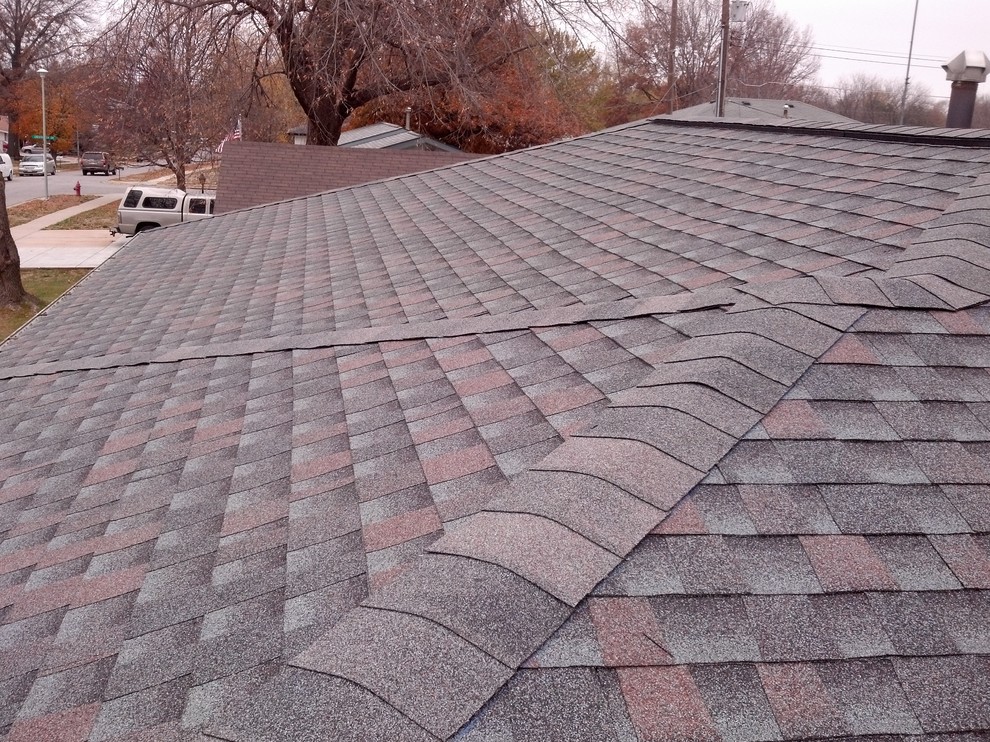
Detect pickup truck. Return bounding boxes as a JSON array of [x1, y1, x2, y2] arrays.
[[113, 186, 216, 236]]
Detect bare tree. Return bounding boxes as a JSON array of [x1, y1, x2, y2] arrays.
[[169, 0, 618, 146], [87, 0, 248, 189], [0, 0, 90, 307], [975, 95, 990, 129], [0, 0, 90, 73], [821, 74, 945, 126], [0, 0, 91, 153], [612, 0, 818, 118]]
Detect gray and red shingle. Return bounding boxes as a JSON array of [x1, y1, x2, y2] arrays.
[[3, 118, 990, 740]]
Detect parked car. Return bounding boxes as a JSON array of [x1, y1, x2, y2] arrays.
[[0, 153, 12, 180], [19, 144, 38, 155], [81, 151, 118, 176], [113, 186, 216, 236], [19, 153, 56, 176]]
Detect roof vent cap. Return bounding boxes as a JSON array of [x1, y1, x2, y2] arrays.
[[942, 50, 989, 83]]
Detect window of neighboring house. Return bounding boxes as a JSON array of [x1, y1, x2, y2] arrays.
[[142, 196, 178, 209], [123, 190, 142, 208]]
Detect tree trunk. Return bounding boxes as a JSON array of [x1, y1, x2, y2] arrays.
[[0, 177, 40, 309], [305, 100, 347, 146], [276, 23, 354, 146]]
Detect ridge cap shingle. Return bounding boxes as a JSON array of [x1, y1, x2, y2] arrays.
[[0, 291, 738, 381], [888, 174, 990, 308]]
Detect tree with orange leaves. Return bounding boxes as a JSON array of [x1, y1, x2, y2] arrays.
[[349, 28, 609, 153], [10, 73, 82, 156]]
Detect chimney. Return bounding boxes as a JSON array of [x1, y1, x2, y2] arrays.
[[942, 50, 989, 128], [404, 107, 413, 130]]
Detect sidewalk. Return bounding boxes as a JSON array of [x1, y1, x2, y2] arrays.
[[14, 193, 128, 269]]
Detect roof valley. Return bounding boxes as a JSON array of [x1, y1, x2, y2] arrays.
[[208, 294, 869, 740]]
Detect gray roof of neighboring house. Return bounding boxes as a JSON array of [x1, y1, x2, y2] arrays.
[[289, 121, 462, 152], [669, 98, 860, 123], [2, 117, 990, 741]]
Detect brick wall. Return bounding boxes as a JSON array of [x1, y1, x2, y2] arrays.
[[215, 141, 478, 213]]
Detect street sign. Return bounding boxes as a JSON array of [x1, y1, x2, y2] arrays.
[[30, 135, 57, 140]]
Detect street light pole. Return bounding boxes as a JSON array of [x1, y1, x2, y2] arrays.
[[38, 67, 49, 200], [899, 0, 920, 125]]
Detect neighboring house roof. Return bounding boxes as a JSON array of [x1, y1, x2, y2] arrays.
[[288, 121, 462, 152], [670, 98, 860, 123], [214, 142, 477, 213], [2, 117, 990, 741]]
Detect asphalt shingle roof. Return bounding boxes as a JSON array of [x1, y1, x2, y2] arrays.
[[214, 143, 477, 214], [667, 98, 860, 124], [2, 117, 990, 741]]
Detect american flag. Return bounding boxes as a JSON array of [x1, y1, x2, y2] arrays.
[[216, 117, 242, 154]]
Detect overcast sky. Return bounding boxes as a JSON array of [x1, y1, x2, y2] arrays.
[[771, 0, 990, 100]]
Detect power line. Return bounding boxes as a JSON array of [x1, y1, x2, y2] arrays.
[[809, 51, 943, 70], [731, 78, 952, 100], [731, 34, 949, 66], [809, 44, 944, 63]]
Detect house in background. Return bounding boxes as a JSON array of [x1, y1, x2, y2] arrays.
[[669, 97, 859, 124], [1, 117, 990, 740], [215, 141, 477, 213], [288, 121, 462, 152]]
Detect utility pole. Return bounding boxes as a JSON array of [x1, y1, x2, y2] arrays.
[[899, 0, 920, 125], [668, 0, 678, 113], [39, 67, 49, 200], [716, 0, 730, 117]]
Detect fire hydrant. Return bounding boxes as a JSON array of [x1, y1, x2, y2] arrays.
[[73, 181, 81, 197]]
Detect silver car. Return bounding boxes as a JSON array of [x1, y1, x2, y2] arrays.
[[19, 153, 56, 176]]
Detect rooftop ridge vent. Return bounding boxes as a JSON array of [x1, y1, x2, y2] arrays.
[[651, 116, 990, 147]]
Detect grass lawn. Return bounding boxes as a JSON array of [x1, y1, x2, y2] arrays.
[[47, 201, 119, 230], [120, 167, 174, 183], [120, 164, 219, 189], [0, 268, 90, 342], [7, 195, 98, 227]]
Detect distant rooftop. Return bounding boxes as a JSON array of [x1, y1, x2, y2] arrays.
[[215, 142, 477, 213], [668, 98, 859, 124], [287, 121, 462, 152]]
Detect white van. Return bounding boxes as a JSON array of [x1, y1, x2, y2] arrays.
[[113, 186, 216, 236], [0, 153, 13, 181]]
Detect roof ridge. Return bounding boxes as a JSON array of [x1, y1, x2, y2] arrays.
[[0, 291, 736, 381], [738, 273, 965, 312], [208, 301, 866, 741], [650, 117, 990, 147], [887, 173, 990, 309]]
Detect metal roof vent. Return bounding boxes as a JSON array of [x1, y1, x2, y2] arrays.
[[942, 50, 989, 128]]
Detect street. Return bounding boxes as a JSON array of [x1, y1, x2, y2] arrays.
[[1, 162, 157, 206]]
